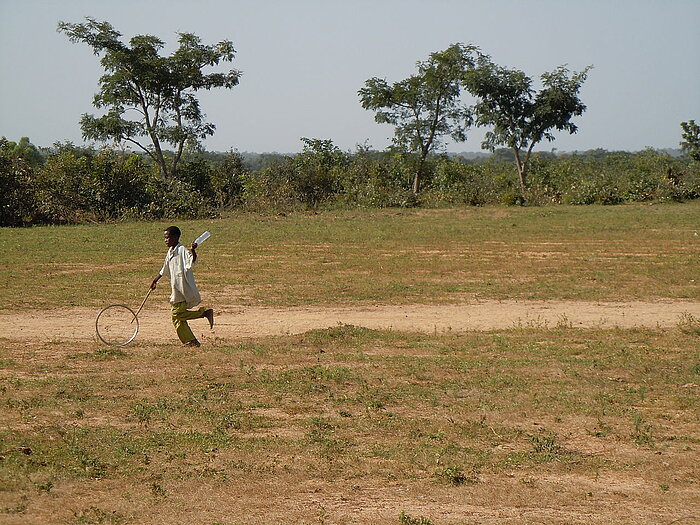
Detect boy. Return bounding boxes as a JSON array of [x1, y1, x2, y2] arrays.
[[151, 226, 214, 347]]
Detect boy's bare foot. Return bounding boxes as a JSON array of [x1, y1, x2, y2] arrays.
[[203, 309, 214, 329], [183, 339, 201, 347]]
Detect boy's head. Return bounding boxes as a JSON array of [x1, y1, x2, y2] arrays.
[[164, 226, 181, 247]]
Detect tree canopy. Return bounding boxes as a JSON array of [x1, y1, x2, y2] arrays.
[[58, 18, 241, 179], [359, 43, 479, 194], [0, 136, 44, 167], [463, 59, 592, 199], [680, 120, 700, 162]]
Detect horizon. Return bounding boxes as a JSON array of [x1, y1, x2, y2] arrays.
[[14, 142, 683, 157]]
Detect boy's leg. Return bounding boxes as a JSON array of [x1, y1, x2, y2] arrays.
[[171, 302, 205, 344]]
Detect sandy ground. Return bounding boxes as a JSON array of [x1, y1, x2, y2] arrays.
[[3, 299, 700, 343], [3, 300, 699, 524]]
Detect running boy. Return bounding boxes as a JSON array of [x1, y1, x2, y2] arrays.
[[151, 226, 214, 347]]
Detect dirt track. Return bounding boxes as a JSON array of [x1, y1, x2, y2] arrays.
[[4, 299, 700, 343]]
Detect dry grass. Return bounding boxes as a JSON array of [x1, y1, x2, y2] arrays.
[[1, 204, 699, 523], [1, 324, 698, 524], [1, 203, 699, 309]]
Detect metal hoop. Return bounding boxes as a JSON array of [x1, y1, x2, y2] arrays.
[[95, 304, 139, 346]]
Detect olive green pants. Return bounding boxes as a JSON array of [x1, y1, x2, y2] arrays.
[[171, 301, 206, 343]]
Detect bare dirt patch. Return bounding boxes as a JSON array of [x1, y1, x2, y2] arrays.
[[2, 300, 699, 525], [3, 299, 699, 344]]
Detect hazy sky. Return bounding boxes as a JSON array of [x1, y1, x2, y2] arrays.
[[1, 0, 698, 153]]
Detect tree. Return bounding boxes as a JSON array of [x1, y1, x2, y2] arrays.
[[0, 136, 44, 167], [0, 138, 38, 225], [464, 59, 592, 199], [58, 18, 241, 180], [359, 44, 479, 194], [293, 138, 349, 206], [680, 120, 700, 161]]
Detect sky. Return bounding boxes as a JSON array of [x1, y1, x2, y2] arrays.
[[1, 0, 699, 154]]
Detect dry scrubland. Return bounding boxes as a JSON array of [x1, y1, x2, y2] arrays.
[[0, 204, 699, 524]]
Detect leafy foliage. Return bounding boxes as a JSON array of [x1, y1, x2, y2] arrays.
[[0, 136, 44, 167], [208, 150, 247, 207], [680, 120, 700, 161], [1, 138, 698, 226], [359, 44, 479, 193], [0, 138, 38, 226], [57, 17, 241, 180], [35, 143, 155, 223], [242, 138, 349, 210], [463, 58, 592, 197]]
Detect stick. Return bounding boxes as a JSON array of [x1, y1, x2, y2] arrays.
[[131, 287, 153, 323]]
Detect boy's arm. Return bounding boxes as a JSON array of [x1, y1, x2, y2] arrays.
[[151, 274, 162, 290], [189, 242, 198, 264]]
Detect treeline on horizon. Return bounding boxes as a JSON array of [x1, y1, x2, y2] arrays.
[[1, 136, 699, 227]]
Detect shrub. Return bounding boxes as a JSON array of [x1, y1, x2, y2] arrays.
[[0, 143, 38, 226], [176, 157, 215, 203], [209, 150, 247, 208], [335, 149, 415, 208], [425, 158, 500, 205], [2, 142, 699, 226], [242, 139, 349, 211], [241, 159, 303, 212], [36, 144, 155, 222]]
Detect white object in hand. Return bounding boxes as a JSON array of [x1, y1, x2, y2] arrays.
[[194, 231, 211, 245]]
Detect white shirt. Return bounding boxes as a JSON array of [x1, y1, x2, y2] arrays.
[[160, 243, 202, 308]]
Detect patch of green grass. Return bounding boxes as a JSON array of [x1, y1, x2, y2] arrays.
[[436, 465, 480, 486], [2, 203, 699, 308], [632, 413, 655, 447], [677, 312, 700, 335], [398, 510, 434, 524], [0, 324, 698, 522], [530, 431, 567, 462], [72, 505, 128, 524]]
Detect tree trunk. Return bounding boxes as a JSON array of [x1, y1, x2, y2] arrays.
[[140, 94, 170, 180], [413, 171, 421, 194], [513, 143, 537, 204], [413, 145, 431, 194], [170, 99, 185, 179], [413, 98, 441, 195], [513, 148, 527, 199], [157, 160, 169, 181], [413, 157, 426, 194]]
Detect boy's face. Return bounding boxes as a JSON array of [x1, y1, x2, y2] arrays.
[[164, 231, 179, 248]]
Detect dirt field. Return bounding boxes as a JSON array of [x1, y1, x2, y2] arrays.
[[2, 300, 700, 524], [5, 299, 700, 344]]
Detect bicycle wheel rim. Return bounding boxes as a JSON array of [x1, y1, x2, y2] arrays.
[[95, 304, 139, 346]]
